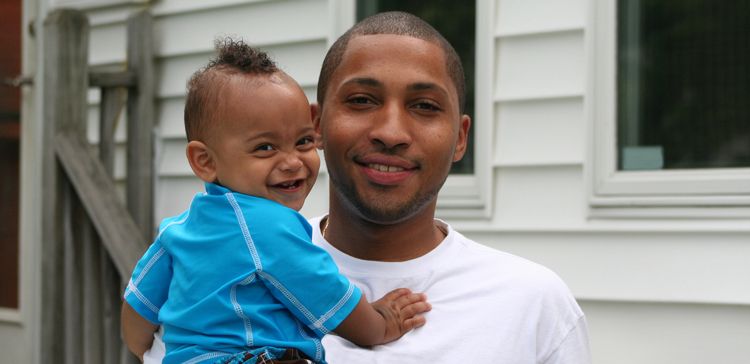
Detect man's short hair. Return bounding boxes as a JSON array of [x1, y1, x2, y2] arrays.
[[317, 11, 466, 114], [184, 38, 278, 141]]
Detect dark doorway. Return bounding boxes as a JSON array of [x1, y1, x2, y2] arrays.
[[0, 0, 22, 309]]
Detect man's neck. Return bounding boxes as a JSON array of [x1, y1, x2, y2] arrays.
[[323, 202, 445, 262]]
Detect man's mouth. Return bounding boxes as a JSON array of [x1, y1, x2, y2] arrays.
[[367, 163, 405, 173]]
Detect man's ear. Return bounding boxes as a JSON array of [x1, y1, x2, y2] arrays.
[[311, 103, 323, 149], [186, 140, 217, 183], [452, 114, 471, 162]]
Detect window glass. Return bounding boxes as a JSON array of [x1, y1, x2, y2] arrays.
[[617, 0, 750, 171], [356, 0, 476, 174]]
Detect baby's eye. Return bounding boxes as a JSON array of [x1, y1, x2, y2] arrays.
[[297, 136, 314, 146], [254, 144, 274, 152]]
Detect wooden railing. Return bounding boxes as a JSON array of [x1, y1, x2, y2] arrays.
[[40, 8, 155, 364]]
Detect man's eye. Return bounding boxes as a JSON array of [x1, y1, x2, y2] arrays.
[[347, 96, 374, 105], [413, 102, 441, 112]]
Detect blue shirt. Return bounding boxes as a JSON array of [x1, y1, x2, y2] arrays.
[[124, 183, 361, 364]]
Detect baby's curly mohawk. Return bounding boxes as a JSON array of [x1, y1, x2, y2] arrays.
[[184, 37, 279, 141], [207, 37, 278, 74]]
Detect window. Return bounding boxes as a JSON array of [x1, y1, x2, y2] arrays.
[[617, 1, 750, 171], [356, 0, 476, 174], [588, 0, 750, 217]]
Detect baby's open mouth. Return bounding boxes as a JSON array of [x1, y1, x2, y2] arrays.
[[274, 179, 302, 190]]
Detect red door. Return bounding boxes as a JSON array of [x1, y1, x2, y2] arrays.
[[0, 0, 22, 309]]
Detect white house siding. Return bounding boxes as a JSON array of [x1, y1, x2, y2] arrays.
[[451, 1, 750, 363]]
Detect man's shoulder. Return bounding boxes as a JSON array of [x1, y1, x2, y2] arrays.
[[449, 230, 575, 297]]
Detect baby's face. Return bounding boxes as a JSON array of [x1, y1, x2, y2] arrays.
[[207, 74, 319, 211]]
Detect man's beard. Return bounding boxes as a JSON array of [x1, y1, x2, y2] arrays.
[[329, 172, 444, 225]]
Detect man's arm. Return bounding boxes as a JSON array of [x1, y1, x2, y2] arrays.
[[121, 301, 159, 362], [334, 288, 430, 346]]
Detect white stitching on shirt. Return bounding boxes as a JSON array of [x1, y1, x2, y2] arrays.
[[257, 271, 329, 335], [132, 247, 166, 287], [183, 351, 231, 364], [296, 321, 322, 362], [125, 280, 160, 315], [226, 193, 263, 271], [230, 274, 257, 347], [312, 283, 355, 330]]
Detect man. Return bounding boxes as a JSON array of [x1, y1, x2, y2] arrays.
[[146, 11, 591, 364], [308, 11, 590, 363]]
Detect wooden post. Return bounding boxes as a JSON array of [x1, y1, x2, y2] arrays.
[[41, 9, 89, 363], [99, 87, 125, 176], [126, 10, 155, 241]]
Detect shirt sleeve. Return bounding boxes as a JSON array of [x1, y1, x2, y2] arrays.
[[245, 205, 361, 337], [123, 240, 172, 324], [543, 315, 592, 364]]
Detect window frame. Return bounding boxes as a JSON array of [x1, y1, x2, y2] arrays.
[[586, 0, 750, 219], [329, 0, 494, 219]]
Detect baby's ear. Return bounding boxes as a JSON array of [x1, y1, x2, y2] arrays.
[[186, 141, 217, 183]]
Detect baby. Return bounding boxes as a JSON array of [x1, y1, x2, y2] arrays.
[[121, 38, 430, 364]]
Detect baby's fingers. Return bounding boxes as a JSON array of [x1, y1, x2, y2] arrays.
[[395, 292, 428, 309], [400, 298, 432, 318], [402, 315, 427, 331]]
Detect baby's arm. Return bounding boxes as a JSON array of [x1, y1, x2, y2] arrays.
[[334, 288, 430, 346], [121, 301, 159, 362]]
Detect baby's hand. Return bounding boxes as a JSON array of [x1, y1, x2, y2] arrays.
[[371, 288, 431, 344]]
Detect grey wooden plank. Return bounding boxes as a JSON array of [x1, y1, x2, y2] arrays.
[[63, 181, 83, 364], [99, 87, 126, 176], [101, 252, 122, 364], [41, 9, 89, 363], [126, 10, 156, 241], [82, 218, 103, 364], [90, 70, 137, 88], [55, 132, 145, 279]]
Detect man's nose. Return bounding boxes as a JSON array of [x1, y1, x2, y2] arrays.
[[368, 102, 412, 149]]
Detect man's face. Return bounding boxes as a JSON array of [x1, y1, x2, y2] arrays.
[[208, 74, 320, 211], [315, 34, 470, 224]]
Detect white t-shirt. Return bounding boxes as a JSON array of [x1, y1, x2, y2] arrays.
[[312, 217, 590, 364], [144, 217, 590, 364]]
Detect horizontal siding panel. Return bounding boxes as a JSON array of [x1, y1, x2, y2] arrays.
[[159, 97, 186, 139], [266, 40, 328, 88], [494, 96, 583, 166], [152, 0, 269, 16], [495, 30, 584, 100], [156, 177, 203, 221], [89, 22, 127, 65], [466, 230, 750, 305], [153, 0, 327, 57], [582, 301, 750, 364], [156, 41, 325, 98], [496, 0, 585, 36], [158, 139, 190, 176], [493, 165, 586, 226]]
